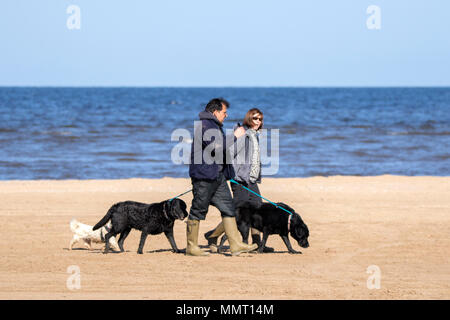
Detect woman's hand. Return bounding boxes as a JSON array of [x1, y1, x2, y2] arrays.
[[234, 126, 246, 138]]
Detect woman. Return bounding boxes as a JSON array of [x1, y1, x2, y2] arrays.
[[204, 108, 274, 253]]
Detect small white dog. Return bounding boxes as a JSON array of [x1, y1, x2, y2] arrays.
[[69, 218, 120, 251]]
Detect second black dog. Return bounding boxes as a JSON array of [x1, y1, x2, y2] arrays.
[[218, 202, 310, 254], [93, 198, 188, 254]]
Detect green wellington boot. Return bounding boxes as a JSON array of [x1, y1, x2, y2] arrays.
[[186, 220, 210, 256], [222, 217, 258, 256], [204, 222, 225, 253]]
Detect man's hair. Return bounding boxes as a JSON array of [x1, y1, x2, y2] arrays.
[[205, 98, 230, 113]]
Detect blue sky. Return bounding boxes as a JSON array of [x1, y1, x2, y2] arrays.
[[1, 0, 449, 86]]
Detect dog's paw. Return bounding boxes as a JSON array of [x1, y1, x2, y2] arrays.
[[137, 250, 143, 254], [288, 250, 302, 254], [262, 246, 275, 253]]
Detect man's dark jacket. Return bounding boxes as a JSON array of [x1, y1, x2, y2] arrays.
[[189, 111, 235, 180]]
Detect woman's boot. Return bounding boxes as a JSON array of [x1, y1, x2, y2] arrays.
[[204, 222, 225, 253]]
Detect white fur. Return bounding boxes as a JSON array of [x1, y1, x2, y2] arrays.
[[69, 219, 120, 251]]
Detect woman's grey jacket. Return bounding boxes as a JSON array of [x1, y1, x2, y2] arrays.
[[229, 124, 262, 185]]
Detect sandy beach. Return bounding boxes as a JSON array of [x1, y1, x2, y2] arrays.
[[0, 176, 448, 300]]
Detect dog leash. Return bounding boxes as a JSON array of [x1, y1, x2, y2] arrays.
[[168, 181, 294, 216], [229, 179, 294, 216], [169, 189, 192, 202]]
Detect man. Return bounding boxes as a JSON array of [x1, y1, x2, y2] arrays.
[[186, 98, 258, 256]]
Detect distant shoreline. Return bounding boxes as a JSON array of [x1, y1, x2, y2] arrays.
[[0, 174, 450, 182], [1, 86, 450, 88]]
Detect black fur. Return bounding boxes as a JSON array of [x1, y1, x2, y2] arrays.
[[93, 198, 188, 254], [218, 202, 310, 254]]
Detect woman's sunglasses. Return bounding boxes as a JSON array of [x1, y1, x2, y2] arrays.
[[252, 116, 263, 121]]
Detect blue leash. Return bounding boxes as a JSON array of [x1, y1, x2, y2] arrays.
[[169, 180, 294, 216], [169, 189, 192, 202], [229, 179, 293, 216]]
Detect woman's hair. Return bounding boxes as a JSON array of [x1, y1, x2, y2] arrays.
[[243, 108, 264, 130]]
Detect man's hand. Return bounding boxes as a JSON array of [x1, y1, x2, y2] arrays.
[[234, 126, 246, 138]]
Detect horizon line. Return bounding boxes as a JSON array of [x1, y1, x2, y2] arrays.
[[1, 85, 450, 89]]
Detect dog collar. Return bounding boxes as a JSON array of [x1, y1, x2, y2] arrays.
[[287, 214, 292, 232]]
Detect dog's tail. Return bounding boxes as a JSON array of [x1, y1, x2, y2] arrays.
[[93, 206, 116, 231], [69, 218, 79, 233]]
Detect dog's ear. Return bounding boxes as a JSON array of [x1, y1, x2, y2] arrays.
[[162, 201, 170, 220], [295, 224, 305, 238], [170, 199, 188, 220], [180, 200, 188, 219], [165, 199, 177, 219], [180, 200, 187, 213], [278, 202, 295, 215], [294, 216, 309, 239]]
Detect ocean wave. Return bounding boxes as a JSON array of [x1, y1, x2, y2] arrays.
[[321, 135, 347, 140], [351, 151, 370, 157], [405, 145, 428, 151], [423, 154, 450, 161], [0, 128, 16, 133], [284, 128, 297, 134], [95, 152, 144, 157], [117, 158, 140, 162], [419, 121, 436, 130], [37, 130, 79, 137], [0, 161, 26, 168], [105, 123, 162, 130], [359, 139, 380, 144], [117, 157, 168, 162], [388, 131, 450, 136]]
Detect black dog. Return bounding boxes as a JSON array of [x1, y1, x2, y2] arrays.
[[93, 198, 188, 254], [218, 202, 309, 254]]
